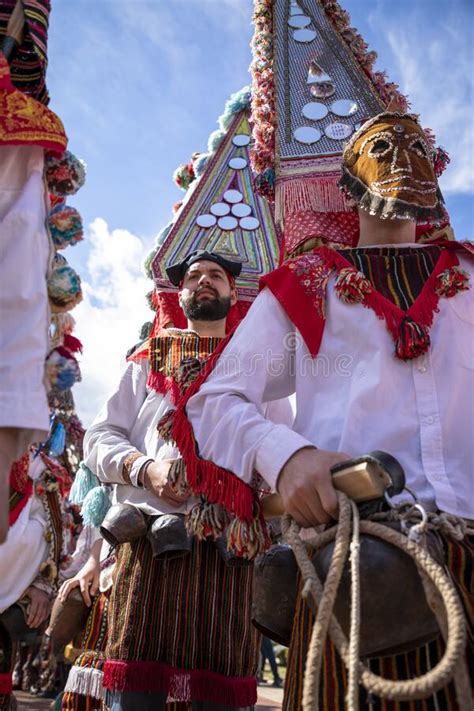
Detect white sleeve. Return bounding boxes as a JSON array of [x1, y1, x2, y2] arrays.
[[83, 359, 154, 486], [186, 289, 311, 490]]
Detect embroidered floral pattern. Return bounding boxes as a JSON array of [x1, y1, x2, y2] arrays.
[[287, 252, 333, 318], [435, 266, 470, 298], [121, 451, 144, 484]]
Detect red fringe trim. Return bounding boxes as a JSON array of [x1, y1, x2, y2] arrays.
[[146, 370, 181, 406], [0, 673, 12, 695], [170, 335, 260, 524], [103, 660, 257, 706]]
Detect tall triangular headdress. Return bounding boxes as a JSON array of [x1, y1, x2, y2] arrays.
[[147, 87, 282, 332], [249, 0, 451, 255]]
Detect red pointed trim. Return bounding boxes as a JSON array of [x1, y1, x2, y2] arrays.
[[259, 252, 332, 357], [146, 370, 181, 406], [103, 659, 257, 706]]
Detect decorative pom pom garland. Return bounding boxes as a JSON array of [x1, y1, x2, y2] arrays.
[[46, 349, 81, 391], [49, 205, 84, 249], [173, 162, 195, 191], [45, 150, 86, 196], [47, 255, 83, 312]]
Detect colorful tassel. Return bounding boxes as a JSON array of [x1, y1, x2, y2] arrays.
[[70, 462, 100, 505], [81, 486, 111, 527], [395, 317, 431, 361], [435, 266, 470, 298], [157, 409, 176, 442], [168, 459, 189, 498], [47, 420, 66, 457], [226, 514, 270, 559], [186, 501, 228, 541], [334, 267, 372, 304]]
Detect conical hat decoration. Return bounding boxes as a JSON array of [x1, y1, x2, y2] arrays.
[[250, 0, 410, 251], [0, 52, 66, 152], [0, 0, 50, 104], [149, 96, 281, 332]]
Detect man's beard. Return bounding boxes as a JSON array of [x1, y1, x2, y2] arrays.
[[181, 288, 232, 322]]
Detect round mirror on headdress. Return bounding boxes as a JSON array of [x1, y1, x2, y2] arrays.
[[302, 102, 328, 121], [325, 122, 353, 140], [288, 15, 311, 28], [330, 99, 359, 117], [229, 157, 248, 170], [231, 203, 252, 217], [293, 127, 321, 144], [232, 134, 251, 147], [293, 28, 317, 43], [210, 202, 230, 216], [310, 82, 335, 99], [239, 217, 260, 231], [218, 216, 238, 230], [196, 214, 217, 228], [223, 189, 243, 203]]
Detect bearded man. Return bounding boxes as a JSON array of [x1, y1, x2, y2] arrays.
[[83, 250, 293, 711], [183, 114, 474, 709]]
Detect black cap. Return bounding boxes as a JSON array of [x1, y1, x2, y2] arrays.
[[165, 249, 242, 286]]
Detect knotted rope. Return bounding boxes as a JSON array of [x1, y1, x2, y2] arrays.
[[282, 492, 472, 710]]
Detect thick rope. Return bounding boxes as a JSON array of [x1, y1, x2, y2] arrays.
[[282, 493, 471, 710]]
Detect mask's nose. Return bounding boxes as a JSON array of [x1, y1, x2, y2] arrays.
[[391, 146, 412, 174]]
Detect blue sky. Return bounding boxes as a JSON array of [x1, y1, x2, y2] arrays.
[[46, 0, 474, 424]]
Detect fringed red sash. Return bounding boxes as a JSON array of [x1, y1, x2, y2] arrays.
[[169, 334, 265, 528], [259, 242, 472, 361]]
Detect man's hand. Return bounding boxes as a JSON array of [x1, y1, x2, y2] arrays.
[[142, 459, 190, 506], [277, 447, 348, 527], [58, 555, 100, 607], [24, 586, 51, 628]]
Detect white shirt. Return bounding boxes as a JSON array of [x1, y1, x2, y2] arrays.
[[84, 357, 294, 517], [0, 145, 51, 438], [187, 251, 474, 519], [0, 456, 49, 613]]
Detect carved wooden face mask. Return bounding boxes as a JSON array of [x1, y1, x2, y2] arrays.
[[339, 113, 445, 222]]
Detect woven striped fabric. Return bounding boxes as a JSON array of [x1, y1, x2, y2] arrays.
[[340, 246, 442, 310], [61, 593, 109, 711], [104, 538, 260, 706], [283, 534, 473, 710], [0, 0, 50, 103]]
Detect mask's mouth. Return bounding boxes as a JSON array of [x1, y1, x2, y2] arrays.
[[371, 176, 437, 196]]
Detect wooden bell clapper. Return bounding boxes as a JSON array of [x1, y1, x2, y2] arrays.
[[261, 450, 405, 519]]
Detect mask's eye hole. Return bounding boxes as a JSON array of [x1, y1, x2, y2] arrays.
[[368, 139, 391, 157], [411, 139, 428, 158]]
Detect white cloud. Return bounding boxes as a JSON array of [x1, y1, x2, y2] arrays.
[[369, 3, 474, 195], [72, 218, 152, 427]]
